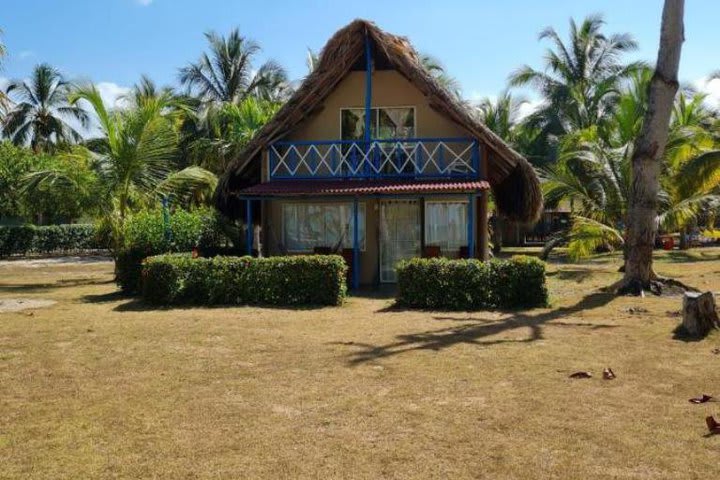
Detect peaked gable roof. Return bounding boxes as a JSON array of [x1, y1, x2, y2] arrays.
[[216, 19, 542, 222]]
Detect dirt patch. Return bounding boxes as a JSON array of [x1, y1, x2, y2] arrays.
[[0, 256, 112, 269], [0, 298, 56, 313]]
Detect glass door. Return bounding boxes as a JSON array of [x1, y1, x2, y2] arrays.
[[380, 200, 420, 283]]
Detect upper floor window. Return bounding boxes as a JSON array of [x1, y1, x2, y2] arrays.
[[340, 107, 415, 140]]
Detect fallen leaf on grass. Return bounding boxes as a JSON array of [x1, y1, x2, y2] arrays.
[[569, 371, 592, 379], [625, 307, 649, 314], [706, 416, 720, 434], [689, 394, 715, 404], [602, 368, 616, 380]]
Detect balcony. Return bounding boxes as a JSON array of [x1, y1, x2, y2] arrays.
[[268, 137, 480, 180]]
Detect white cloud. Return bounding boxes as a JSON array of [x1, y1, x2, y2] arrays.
[[73, 82, 131, 138], [95, 82, 131, 110], [694, 76, 720, 107], [517, 99, 542, 120]]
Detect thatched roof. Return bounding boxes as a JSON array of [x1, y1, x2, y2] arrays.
[[215, 19, 542, 222]]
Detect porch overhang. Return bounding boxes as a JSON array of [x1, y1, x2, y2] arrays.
[[236, 178, 490, 198]]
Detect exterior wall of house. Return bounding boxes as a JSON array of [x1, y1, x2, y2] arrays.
[[260, 70, 475, 183], [261, 194, 478, 286], [264, 197, 381, 285], [256, 69, 488, 284], [286, 70, 471, 142]]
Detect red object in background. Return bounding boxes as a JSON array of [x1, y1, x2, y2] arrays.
[[192, 247, 199, 259], [661, 236, 674, 250]]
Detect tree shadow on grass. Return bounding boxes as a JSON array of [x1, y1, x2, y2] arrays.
[[337, 292, 617, 365], [546, 267, 596, 283], [82, 292, 340, 312]]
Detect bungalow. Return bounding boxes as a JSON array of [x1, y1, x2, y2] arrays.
[[216, 20, 542, 289]]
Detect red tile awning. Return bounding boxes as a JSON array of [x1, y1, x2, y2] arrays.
[[237, 178, 490, 197]]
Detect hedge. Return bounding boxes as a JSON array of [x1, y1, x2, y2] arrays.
[[141, 254, 347, 306], [396, 255, 548, 310], [116, 208, 233, 293], [0, 224, 102, 257]]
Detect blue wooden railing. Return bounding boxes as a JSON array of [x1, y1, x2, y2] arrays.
[[268, 137, 480, 180]]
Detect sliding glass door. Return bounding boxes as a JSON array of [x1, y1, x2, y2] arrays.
[[379, 200, 420, 283]]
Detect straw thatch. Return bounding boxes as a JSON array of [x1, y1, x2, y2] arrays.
[[215, 19, 543, 222]]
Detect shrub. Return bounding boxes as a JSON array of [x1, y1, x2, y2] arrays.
[[116, 207, 230, 293], [0, 224, 102, 257], [141, 254, 347, 307], [396, 255, 548, 310]]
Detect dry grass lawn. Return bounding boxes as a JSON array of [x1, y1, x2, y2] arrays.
[[1, 249, 719, 479]]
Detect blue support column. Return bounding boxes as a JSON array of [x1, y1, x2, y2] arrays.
[[352, 197, 360, 290], [245, 199, 253, 256], [364, 32, 372, 145], [467, 194, 475, 258]]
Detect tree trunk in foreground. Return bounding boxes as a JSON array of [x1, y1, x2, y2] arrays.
[[620, 0, 685, 295], [682, 292, 720, 338]]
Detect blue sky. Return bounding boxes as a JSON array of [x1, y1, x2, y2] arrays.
[[2, 0, 719, 109]]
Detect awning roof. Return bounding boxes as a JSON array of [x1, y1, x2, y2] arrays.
[[237, 179, 491, 197]]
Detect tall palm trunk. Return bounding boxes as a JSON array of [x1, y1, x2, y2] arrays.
[[620, 0, 684, 294]]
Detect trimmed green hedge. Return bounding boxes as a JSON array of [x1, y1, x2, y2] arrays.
[[0, 224, 102, 257], [141, 254, 347, 306], [115, 208, 233, 293], [397, 255, 548, 310]]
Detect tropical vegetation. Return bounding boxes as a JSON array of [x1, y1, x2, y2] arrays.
[[0, 15, 717, 275]]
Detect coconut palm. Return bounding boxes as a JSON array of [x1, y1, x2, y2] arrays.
[[541, 85, 720, 259], [179, 28, 290, 105], [306, 48, 320, 74], [510, 14, 643, 136], [420, 53, 462, 99], [187, 97, 280, 174], [67, 85, 180, 224], [0, 29, 8, 114], [476, 91, 529, 144], [2, 64, 89, 151]]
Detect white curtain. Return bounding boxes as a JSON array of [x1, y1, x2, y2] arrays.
[[283, 203, 365, 252], [424, 202, 467, 256]]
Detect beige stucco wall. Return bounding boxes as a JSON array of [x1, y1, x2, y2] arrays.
[[261, 195, 473, 285], [257, 69, 484, 284], [287, 70, 470, 142], [260, 70, 473, 182]]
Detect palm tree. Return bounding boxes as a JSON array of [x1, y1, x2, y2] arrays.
[[541, 84, 719, 260], [2, 64, 89, 151], [306, 48, 320, 74], [510, 14, 642, 136], [0, 28, 8, 115], [476, 91, 528, 144], [179, 28, 290, 105], [187, 97, 280, 174], [63, 84, 180, 249], [420, 53, 462, 99]]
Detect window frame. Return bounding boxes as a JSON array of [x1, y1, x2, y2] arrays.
[[339, 106, 417, 141], [281, 201, 367, 253]]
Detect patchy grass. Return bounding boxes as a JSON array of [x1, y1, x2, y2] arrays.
[[1, 249, 719, 479]]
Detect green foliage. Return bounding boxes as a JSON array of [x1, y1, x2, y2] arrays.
[[115, 207, 231, 293], [396, 256, 548, 310], [0, 224, 102, 257], [141, 254, 347, 306]]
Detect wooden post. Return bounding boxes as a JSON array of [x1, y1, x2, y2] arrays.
[[682, 291, 719, 338]]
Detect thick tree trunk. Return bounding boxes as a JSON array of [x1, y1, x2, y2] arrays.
[[681, 292, 720, 338], [620, 0, 685, 295]]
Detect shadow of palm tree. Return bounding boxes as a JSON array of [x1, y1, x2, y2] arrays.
[[338, 292, 617, 365]]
